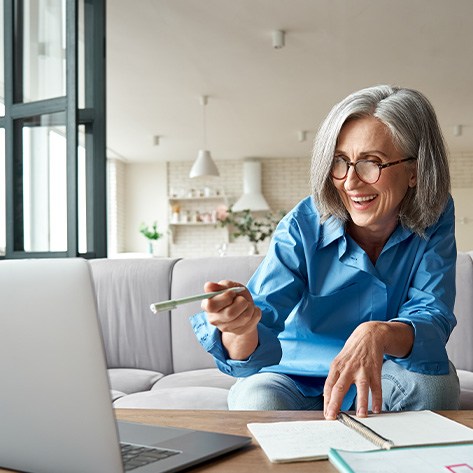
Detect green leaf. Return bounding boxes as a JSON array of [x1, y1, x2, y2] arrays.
[[139, 221, 163, 240], [218, 208, 286, 243]]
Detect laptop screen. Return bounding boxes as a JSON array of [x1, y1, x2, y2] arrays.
[[0, 258, 124, 473]]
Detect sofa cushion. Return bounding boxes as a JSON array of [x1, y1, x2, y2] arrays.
[[108, 368, 164, 394], [170, 255, 264, 373], [151, 368, 236, 390], [113, 387, 230, 410], [458, 369, 473, 409], [90, 258, 180, 373]]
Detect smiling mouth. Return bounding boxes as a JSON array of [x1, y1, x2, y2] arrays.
[[351, 195, 377, 204]]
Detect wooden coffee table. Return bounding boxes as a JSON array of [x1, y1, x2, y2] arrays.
[[0, 410, 471, 472], [115, 409, 473, 472]]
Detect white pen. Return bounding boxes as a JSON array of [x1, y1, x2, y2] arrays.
[[150, 286, 245, 313]]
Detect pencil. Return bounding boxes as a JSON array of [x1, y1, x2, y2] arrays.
[[150, 286, 245, 313]]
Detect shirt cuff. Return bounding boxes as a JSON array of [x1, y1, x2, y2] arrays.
[[190, 311, 282, 377], [385, 318, 449, 374]]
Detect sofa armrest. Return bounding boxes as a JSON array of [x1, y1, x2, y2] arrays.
[[447, 252, 473, 371]]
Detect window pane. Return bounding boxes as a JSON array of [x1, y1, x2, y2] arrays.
[[22, 0, 66, 102], [78, 0, 85, 109], [22, 112, 67, 252], [0, 128, 5, 255], [78, 125, 86, 253], [0, 0, 4, 115]]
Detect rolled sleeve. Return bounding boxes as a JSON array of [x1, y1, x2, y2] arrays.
[[386, 318, 450, 374], [190, 311, 282, 377], [385, 198, 457, 375]]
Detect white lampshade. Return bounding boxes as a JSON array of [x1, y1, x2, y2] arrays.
[[189, 149, 219, 178]]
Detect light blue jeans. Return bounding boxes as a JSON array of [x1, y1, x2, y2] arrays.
[[227, 360, 460, 411]]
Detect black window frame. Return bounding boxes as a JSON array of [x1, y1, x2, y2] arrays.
[[1, 0, 106, 259]]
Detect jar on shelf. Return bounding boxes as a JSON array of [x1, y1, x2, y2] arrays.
[[191, 211, 201, 223], [180, 210, 190, 223]]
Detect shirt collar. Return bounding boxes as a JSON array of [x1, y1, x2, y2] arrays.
[[381, 223, 414, 252], [317, 217, 415, 253], [317, 216, 345, 250]]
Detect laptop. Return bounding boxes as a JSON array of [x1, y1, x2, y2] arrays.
[[0, 258, 251, 473]]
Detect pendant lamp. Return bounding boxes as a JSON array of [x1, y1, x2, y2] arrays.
[[189, 96, 219, 178]]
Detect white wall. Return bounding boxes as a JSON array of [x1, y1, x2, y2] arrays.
[[123, 162, 168, 256]]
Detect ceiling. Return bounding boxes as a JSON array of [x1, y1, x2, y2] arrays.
[[106, 0, 473, 164]]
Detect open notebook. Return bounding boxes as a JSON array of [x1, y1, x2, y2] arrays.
[[247, 410, 473, 463]]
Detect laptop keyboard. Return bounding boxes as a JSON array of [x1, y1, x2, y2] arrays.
[[120, 442, 181, 471]]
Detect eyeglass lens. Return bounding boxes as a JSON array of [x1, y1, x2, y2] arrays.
[[332, 158, 380, 184]]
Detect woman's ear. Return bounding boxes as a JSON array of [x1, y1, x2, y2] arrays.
[[408, 165, 417, 188]]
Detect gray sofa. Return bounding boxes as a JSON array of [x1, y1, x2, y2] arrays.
[[89, 252, 473, 410]]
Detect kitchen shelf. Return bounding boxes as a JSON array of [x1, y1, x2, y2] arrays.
[[169, 222, 218, 226], [168, 194, 229, 244], [168, 196, 225, 202]]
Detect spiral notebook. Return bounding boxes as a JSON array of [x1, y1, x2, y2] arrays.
[[247, 410, 473, 463]]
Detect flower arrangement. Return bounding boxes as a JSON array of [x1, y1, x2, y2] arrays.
[[218, 208, 285, 253]]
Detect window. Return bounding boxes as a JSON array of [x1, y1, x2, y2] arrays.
[[0, 0, 4, 116], [0, 129, 5, 255], [22, 0, 66, 103], [21, 114, 67, 251], [1, 0, 4, 253], [1, 0, 106, 259]]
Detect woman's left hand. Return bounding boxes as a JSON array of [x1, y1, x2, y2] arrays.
[[323, 321, 414, 420]]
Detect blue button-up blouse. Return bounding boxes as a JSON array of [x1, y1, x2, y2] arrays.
[[191, 195, 457, 409]]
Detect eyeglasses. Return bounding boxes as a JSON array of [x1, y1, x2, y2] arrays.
[[331, 157, 417, 184]]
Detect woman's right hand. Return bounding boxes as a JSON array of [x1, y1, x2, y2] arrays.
[[201, 280, 261, 360]]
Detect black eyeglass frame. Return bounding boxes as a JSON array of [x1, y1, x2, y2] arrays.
[[331, 157, 417, 184]]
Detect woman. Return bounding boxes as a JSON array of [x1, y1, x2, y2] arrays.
[[191, 85, 460, 419]]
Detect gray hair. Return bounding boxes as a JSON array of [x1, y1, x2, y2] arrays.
[[310, 85, 450, 235]]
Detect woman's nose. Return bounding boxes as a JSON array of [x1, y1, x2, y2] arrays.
[[344, 165, 363, 189]]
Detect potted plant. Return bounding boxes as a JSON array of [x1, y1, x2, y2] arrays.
[[218, 208, 285, 254], [139, 221, 163, 255]]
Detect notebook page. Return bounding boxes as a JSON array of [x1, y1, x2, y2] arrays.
[[247, 420, 375, 463], [329, 443, 473, 473], [356, 411, 473, 447]]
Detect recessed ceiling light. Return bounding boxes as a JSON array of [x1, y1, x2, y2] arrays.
[[298, 130, 307, 142], [453, 125, 462, 137], [272, 30, 285, 49]]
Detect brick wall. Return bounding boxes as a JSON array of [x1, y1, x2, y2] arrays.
[[167, 157, 312, 258], [450, 152, 473, 188]]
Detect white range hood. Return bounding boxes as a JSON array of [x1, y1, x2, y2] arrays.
[[232, 159, 270, 212]]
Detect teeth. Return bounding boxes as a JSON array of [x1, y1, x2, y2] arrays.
[[352, 195, 376, 203]]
